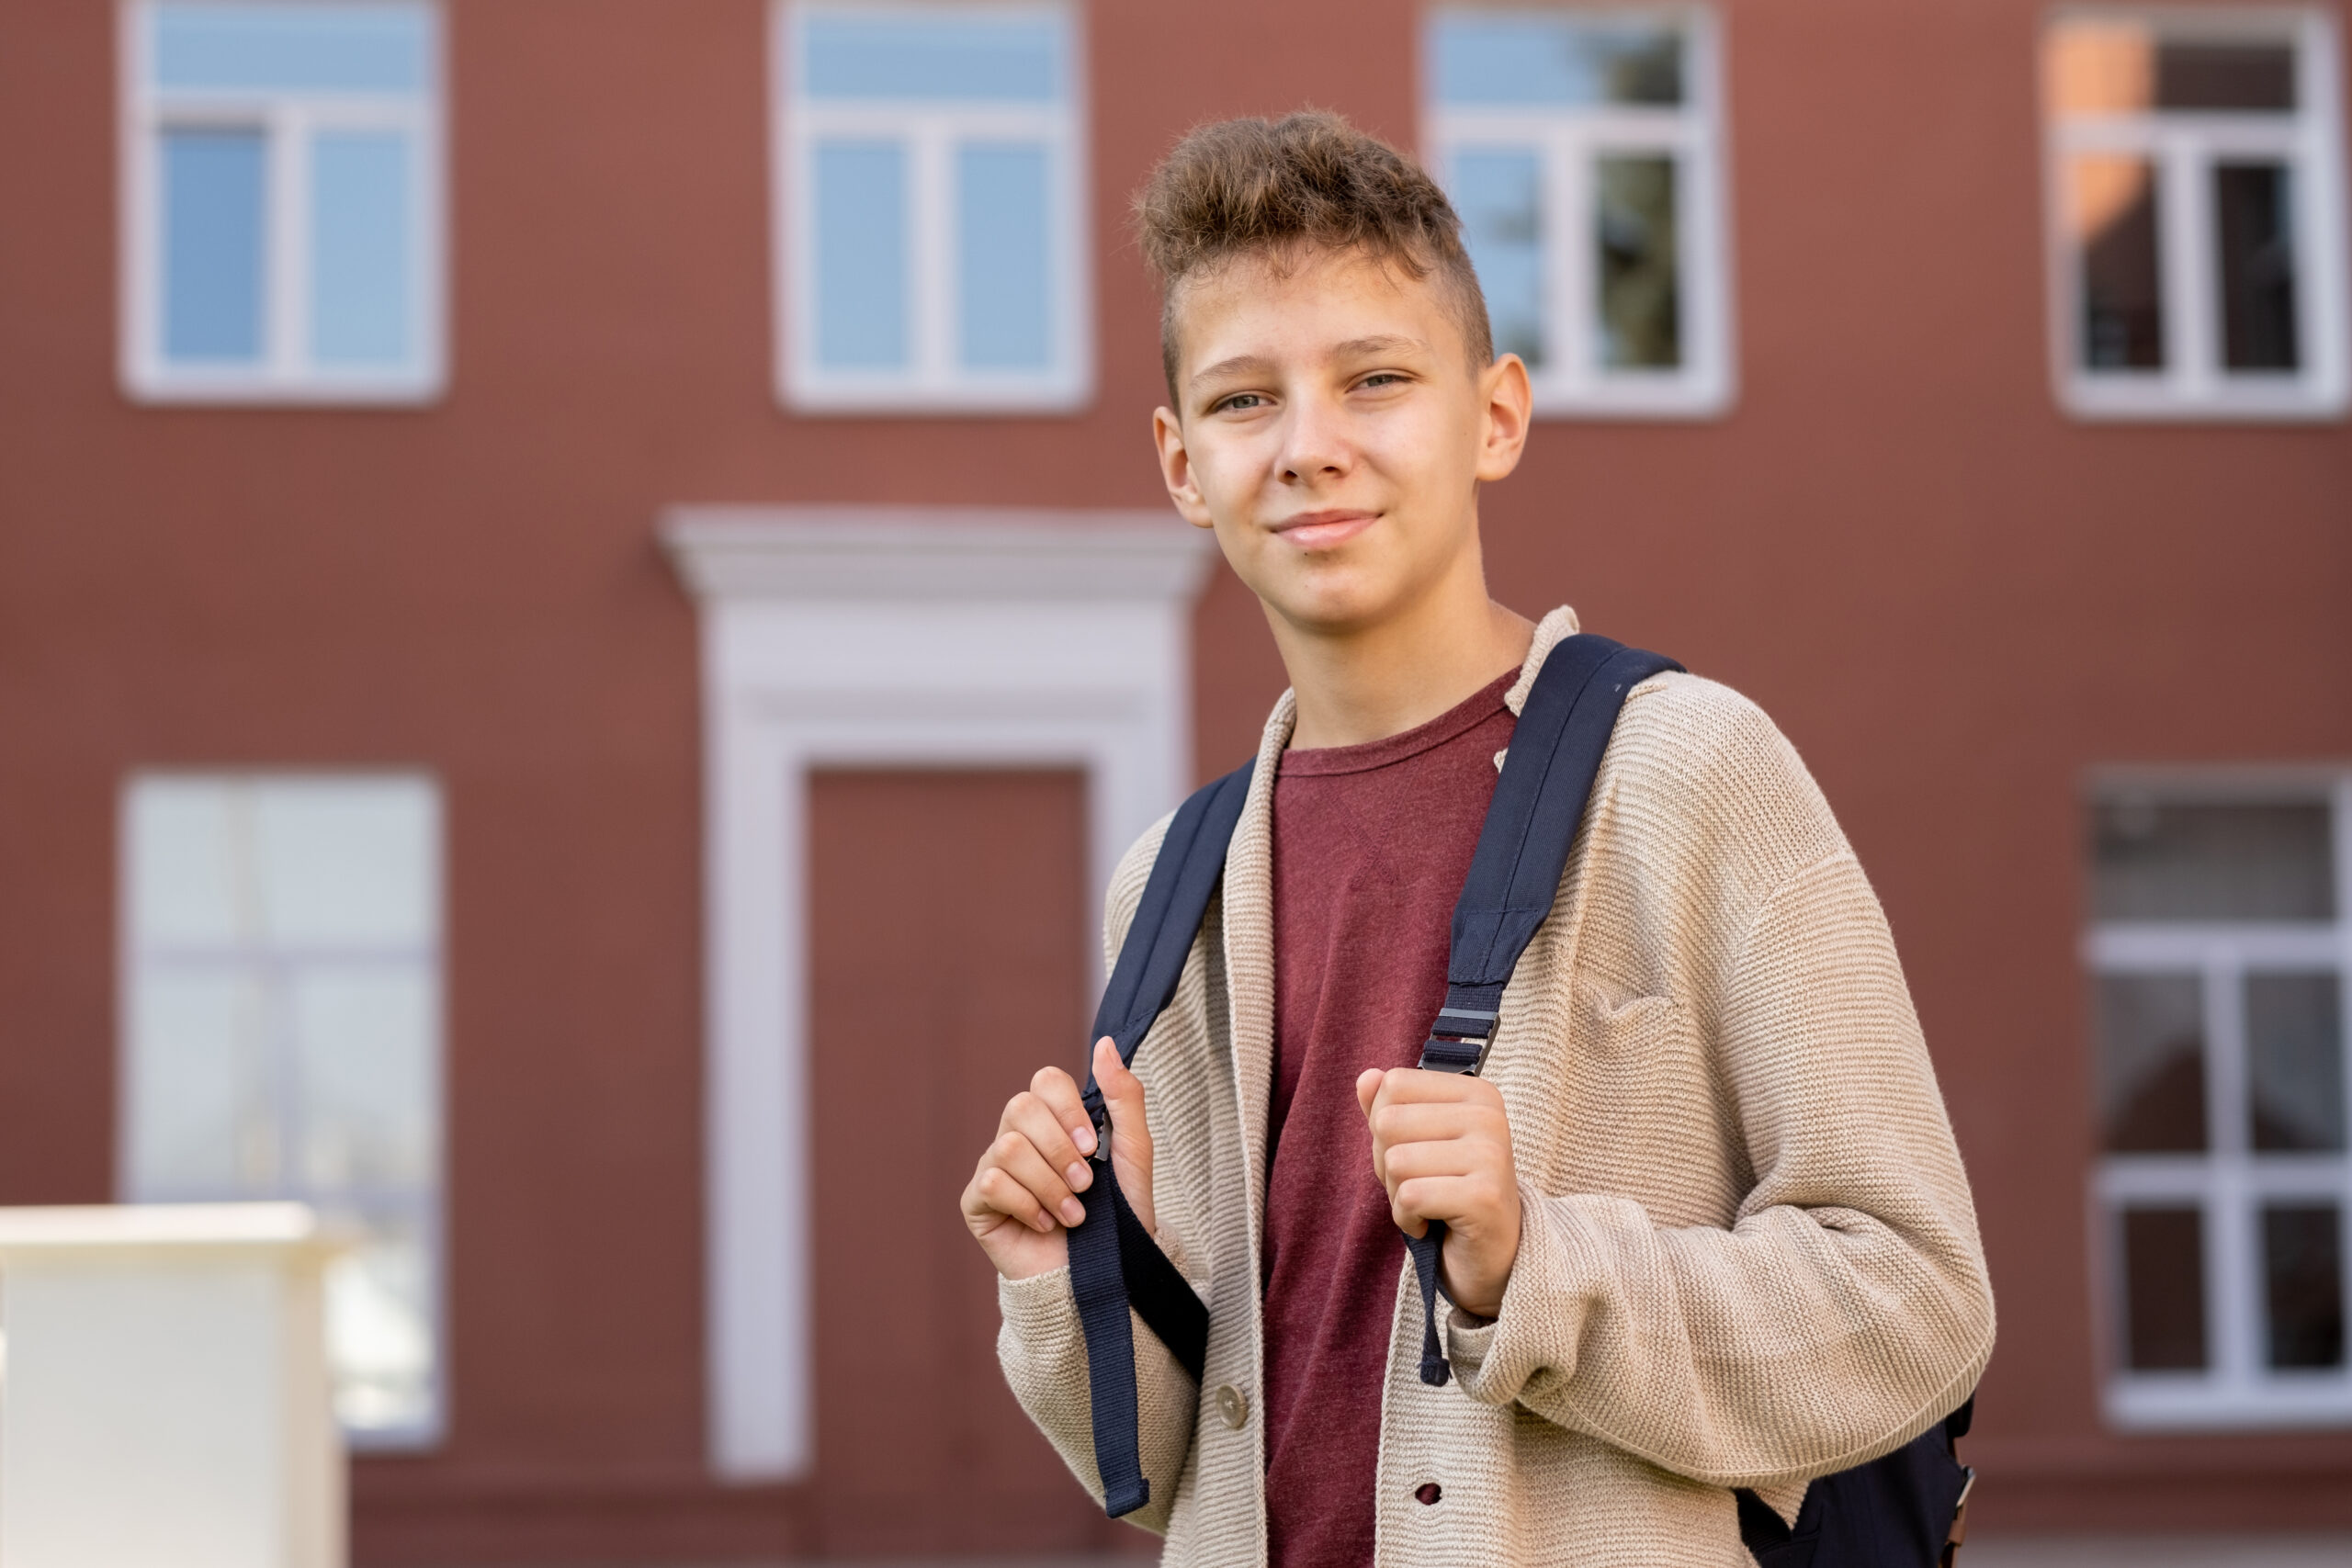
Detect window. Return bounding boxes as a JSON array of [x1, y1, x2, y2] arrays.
[[775, 2, 1090, 412], [122, 774, 445, 1447], [1424, 6, 1733, 417], [123, 2, 445, 402], [2086, 779, 2352, 1427], [2042, 10, 2349, 419]]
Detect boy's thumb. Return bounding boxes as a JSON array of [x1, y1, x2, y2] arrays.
[[1093, 1038, 1146, 1137]]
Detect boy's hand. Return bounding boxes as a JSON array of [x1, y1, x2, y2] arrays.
[[1356, 1066, 1521, 1320], [961, 1039, 1156, 1282]]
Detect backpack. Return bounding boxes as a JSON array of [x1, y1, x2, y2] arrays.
[[1063, 633, 1976, 1566]]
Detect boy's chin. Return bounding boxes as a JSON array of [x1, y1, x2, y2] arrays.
[[1254, 565, 1422, 637]]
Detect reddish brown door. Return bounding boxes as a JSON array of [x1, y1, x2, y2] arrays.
[[807, 769, 1143, 1557]]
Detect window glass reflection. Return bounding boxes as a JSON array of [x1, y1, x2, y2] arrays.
[[293, 968, 438, 1190], [2090, 799, 2335, 921], [814, 141, 909, 369], [2262, 1203, 2346, 1370], [2123, 1205, 2210, 1370], [2214, 162, 2300, 372], [2247, 971, 2345, 1153], [324, 1214, 437, 1431], [956, 143, 1052, 370], [2073, 154, 2165, 371], [2048, 25, 2298, 115], [2159, 41, 2297, 112], [1595, 154, 1679, 369], [2098, 972, 2209, 1153], [1431, 15, 1681, 107], [164, 129, 268, 365], [800, 13, 1062, 102]]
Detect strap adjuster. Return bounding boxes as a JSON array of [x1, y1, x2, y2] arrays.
[[1430, 1006, 1498, 1040], [1418, 1035, 1489, 1075]]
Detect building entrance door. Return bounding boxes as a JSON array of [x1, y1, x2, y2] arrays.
[[807, 767, 1138, 1556]]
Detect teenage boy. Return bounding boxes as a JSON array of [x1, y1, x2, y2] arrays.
[[959, 113, 1994, 1567]]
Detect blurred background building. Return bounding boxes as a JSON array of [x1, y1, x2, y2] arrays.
[[1, 0, 2347, 1562]]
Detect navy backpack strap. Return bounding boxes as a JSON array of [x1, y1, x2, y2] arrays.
[[1068, 759, 1252, 1517], [1405, 636, 1682, 1385]]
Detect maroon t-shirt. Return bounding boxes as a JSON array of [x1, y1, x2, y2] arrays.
[[1262, 669, 1519, 1568]]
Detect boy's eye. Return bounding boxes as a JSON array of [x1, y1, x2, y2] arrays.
[[1358, 372, 1408, 389], [1215, 392, 1266, 412]]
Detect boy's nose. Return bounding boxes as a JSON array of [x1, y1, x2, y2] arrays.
[[1276, 403, 1351, 483]]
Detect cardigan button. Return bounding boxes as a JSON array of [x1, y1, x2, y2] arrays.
[[1415, 1483, 1442, 1506], [1215, 1384, 1249, 1429]]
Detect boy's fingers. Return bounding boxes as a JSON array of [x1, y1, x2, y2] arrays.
[[1029, 1064, 1097, 1156], [989, 1133, 1087, 1228], [1369, 1100, 1504, 1150], [1004, 1095, 1092, 1192], [1390, 1175, 1485, 1233], [1372, 1066, 1488, 1106], [1355, 1067, 1385, 1116], [972, 1165, 1057, 1235], [1378, 1136, 1486, 1184]]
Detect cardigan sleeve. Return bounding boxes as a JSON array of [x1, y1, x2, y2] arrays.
[[993, 813, 1200, 1531], [1442, 689, 1996, 1491]]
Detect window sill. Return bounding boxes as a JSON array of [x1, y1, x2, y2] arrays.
[[2108, 1376, 2352, 1431], [121, 368, 447, 409], [2056, 375, 2349, 423], [1528, 380, 1736, 422], [778, 375, 1094, 418]]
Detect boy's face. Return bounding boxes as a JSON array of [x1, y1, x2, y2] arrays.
[[1153, 246, 1531, 638]]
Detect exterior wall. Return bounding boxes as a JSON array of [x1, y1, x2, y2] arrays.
[[0, 0, 2345, 1561]]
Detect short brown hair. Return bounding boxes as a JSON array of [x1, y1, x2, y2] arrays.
[[1132, 110, 1494, 399]]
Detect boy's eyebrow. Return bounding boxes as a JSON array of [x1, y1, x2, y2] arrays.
[[1330, 334, 1429, 358], [1189, 354, 1272, 389], [1189, 335, 1432, 391]]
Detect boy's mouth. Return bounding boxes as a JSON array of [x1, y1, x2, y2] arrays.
[[1270, 510, 1377, 549]]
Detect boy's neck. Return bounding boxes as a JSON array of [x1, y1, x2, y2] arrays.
[[1273, 575, 1535, 751]]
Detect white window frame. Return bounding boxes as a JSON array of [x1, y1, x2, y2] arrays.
[[119, 0, 448, 405], [2042, 7, 2350, 422], [772, 0, 1092, 414], [118, 770, 449, 1450], [2086, 770, 2352, 1430], [1422, 5, 1735, 419]]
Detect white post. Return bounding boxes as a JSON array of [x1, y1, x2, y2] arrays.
[[0, 1202, 346, 1568]]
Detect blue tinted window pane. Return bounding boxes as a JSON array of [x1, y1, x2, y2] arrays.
[[1431, 15, 1682, 107], [957, 143, 1050, 369], [1453, 149, 1543, 367], [815, 141, 909, 368], [153, 3, 431, 94], [163, 128, 267, 363], [311, 130, 413, 366], [801, 14, 1063, 102]]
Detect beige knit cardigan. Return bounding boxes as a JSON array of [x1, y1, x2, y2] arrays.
[[997, 607, 1995, 1567]]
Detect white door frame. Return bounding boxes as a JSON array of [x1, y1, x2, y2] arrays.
[[662, 506, 1217, 1482]]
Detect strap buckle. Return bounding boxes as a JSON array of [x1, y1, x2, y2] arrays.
[[1418, 1006, 1497, 1075]]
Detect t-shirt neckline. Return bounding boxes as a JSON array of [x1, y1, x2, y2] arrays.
[[1279, 668, 1520, 779]]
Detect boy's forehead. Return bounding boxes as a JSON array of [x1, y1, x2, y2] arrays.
[[1170, 246, 1464, 382]]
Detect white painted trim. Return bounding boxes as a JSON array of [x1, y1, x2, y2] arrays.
[[771, 0, 1094, 414], [2041, 7, 2350, 422], [119, 0, 448, 406], [661, 506, 1217, 1482], [1423, 5, 1736, 420]]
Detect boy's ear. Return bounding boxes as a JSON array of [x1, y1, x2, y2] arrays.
[[1476, 353, 1534, 484], [1154, 405, 1216, 530]]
